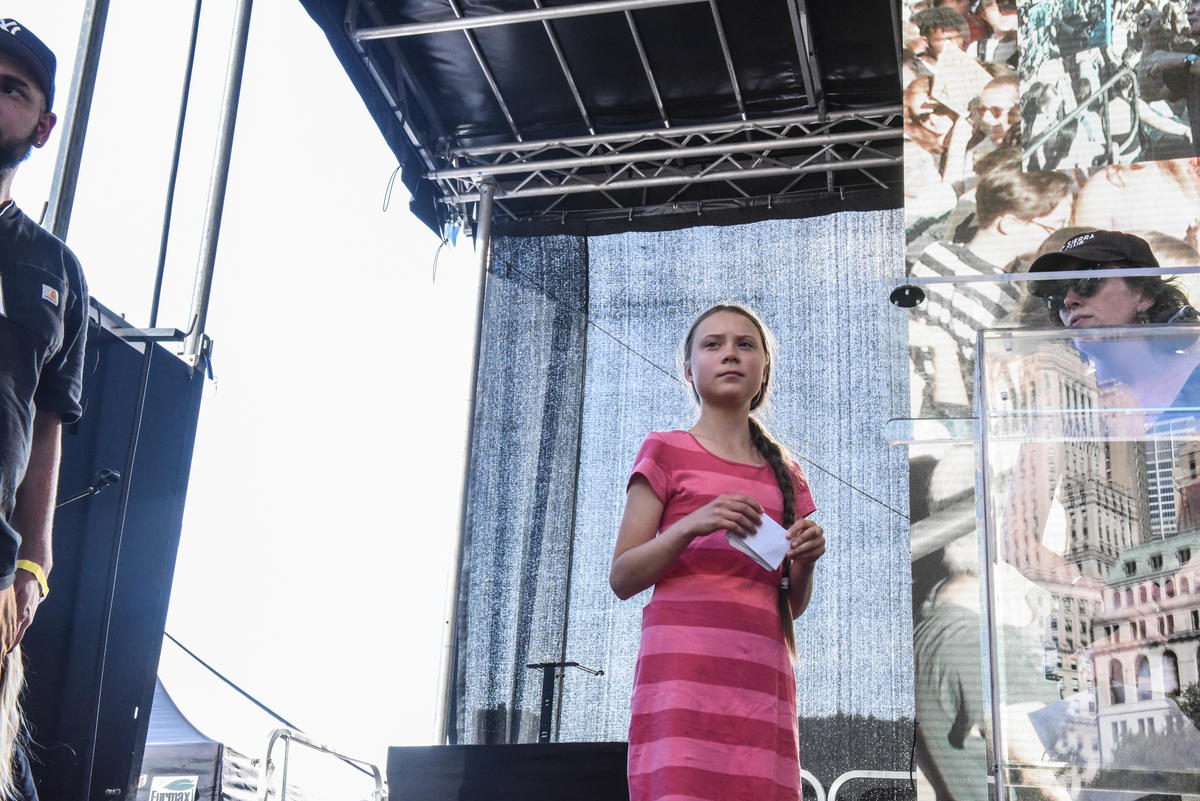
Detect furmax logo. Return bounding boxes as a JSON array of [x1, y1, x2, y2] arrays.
[[149, 775, 198, 801]]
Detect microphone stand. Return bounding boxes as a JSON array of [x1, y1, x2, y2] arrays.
[[525, 661, 603, 744]]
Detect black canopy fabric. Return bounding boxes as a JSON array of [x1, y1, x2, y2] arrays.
[[298, 0, 902, 235]]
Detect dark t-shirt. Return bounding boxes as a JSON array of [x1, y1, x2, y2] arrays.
[[0, 203, 88, 589], [914, 601, 1059, 801]]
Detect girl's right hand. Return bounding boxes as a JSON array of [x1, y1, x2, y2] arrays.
[[681, 494, 763, 539]]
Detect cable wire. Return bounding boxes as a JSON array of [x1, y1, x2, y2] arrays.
[[162, 632, 374, 780], [163, 631, 302, 731], [488, 252, 910, 522]]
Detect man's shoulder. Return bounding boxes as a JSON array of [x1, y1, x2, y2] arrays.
[[0, 205, 86, 287]]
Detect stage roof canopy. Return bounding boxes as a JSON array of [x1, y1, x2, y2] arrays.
[[298, 0, 902, 235]]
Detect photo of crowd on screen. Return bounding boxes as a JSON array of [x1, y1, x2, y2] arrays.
[[903, 0, 1200, 415]]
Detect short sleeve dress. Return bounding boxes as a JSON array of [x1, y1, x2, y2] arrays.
[[626, 430, 817, 801]]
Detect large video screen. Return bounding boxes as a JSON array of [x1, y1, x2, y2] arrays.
[[902, 0, 1200, 798]]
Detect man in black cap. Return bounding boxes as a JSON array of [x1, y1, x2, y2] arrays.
[[0, 18, 88, 801]]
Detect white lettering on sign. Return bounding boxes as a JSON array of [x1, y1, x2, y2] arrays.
[[1062, 233, 1095, 251]]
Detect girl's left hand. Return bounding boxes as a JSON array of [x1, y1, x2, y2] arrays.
[[785, 519, 825, 565]]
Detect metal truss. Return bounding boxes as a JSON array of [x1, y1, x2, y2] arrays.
[[354, 0, 711, 39], [432, 107, 902, 219], [345, 0, 900, 228]]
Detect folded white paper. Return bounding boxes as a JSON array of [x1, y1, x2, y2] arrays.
[[725, 513, 789, 571]]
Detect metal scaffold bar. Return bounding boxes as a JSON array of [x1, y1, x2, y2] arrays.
[[625, 9, 671, 127], [534, 0, 596, 134], [785, 0, 822, 108], [45, 0, 111, 240], [449, 0, 524, 141], [348, 0, 451, 159], [436, 179, 498, 743], [448, 106, 901, 157], [449, 154, 898, 202], [184, 0, 255, 364], [434, 127, 899, 180], [354, 0, 708, 40], [708, 0, 746, 120]]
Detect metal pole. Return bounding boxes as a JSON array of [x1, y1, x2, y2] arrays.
[[434, 179, 497, 743], [625, 9, 670, 127], [976, 330, 1009, 801], [537, 664, 556, 743], [258, 729, 385, 801], [785, 0, 821, 110], [355, 0, 707, 40], [281, 737, 290, 801], [707, 0, 746, 120], [447, 0, 523, 141], [533, 0, 596, 134], [1022, 67, 1134, 164], [183, 0, 256, 365], [150, 0, 205, 329], [43, 0, 111, 240]]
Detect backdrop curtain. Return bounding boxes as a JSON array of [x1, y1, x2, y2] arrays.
[[452, 211, 915, 775]]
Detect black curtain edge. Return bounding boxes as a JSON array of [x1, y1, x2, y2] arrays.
[[492, 188, 901, 237]]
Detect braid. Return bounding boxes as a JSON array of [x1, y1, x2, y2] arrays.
[[749, 417, 795, 526], [683, 305, 799, 657], [749, 417, 798, 660]]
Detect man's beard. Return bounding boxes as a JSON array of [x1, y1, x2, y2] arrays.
[[0, 129, 38, 173]]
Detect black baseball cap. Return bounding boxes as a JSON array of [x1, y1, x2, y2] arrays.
[[0, 19, 55, 109], [1028, 229, 1158, 274]]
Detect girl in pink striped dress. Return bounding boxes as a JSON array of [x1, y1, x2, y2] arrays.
[[610, 304, 826, 801]]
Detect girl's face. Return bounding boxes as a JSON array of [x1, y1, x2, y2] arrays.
[[1057, 276, 1151, 328], [685, 311, 768, 408]]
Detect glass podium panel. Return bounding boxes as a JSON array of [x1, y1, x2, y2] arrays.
[[977, 324, 1200, 800]]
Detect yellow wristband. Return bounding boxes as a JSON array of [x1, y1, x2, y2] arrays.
[[15, 560, 48, 599]]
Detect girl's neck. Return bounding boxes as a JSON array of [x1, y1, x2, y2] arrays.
[[689, 406, 760, 464]]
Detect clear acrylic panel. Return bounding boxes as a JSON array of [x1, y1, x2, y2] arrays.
[[977, 324, 1200, 800]]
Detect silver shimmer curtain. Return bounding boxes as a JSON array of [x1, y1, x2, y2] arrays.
[[453, 212, 915, 777]]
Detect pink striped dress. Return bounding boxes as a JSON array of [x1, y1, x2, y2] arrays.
[[626, 430, 817, 801]]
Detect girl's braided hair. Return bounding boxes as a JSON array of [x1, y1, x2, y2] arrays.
[[683, 304, 799, 658]]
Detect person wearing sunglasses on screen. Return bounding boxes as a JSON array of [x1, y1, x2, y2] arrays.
[[1028, 229, 1200, 421]]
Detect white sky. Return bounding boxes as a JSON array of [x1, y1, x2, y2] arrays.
[[6, 0, 479, 778]]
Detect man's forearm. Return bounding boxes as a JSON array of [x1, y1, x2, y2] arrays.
[[1140, 49, 1192, 103], [11, 410, 63, 577]]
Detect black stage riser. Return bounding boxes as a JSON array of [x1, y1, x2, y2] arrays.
[[22, 324, 205, 800], [388, 743, 630, 801]]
